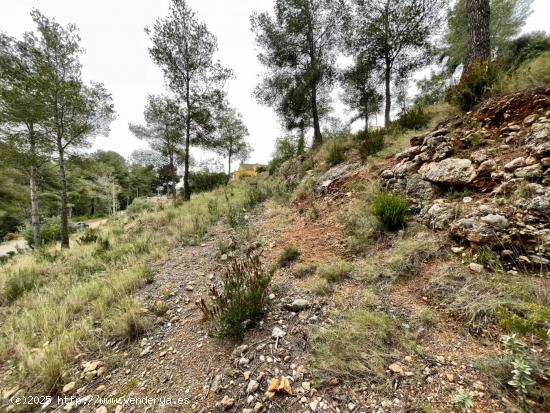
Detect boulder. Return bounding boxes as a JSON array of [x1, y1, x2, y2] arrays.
[[504, 157, 526, 172], [316, 161, 361, 192], [419, 158, 477, 185], [514, 164, 542, 179]]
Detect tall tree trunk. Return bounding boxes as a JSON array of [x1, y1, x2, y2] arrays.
[[463, 0, 491, 76], [384, 60, 391, 128], [58, 145, 70, 249], [228, 151, 232, 178], [311, 86, 322, 147], [364, 104, 369, 133], [29, 125, 42, 248], [169, 153, 177, 200], [29, 167, 41, 248]]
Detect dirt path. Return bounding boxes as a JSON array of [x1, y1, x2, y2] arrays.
[[58, 198, 510, 413], [0, 239, 28, 257]]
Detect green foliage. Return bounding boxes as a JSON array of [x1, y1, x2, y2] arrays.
[[474, 247, 503, 272], [442, 0, 533, 72], [357, 129, 385, 161], [342, 197, 382, 253], [4, 266, 40, 303], [310, 277, 333, 296], [397, 106, 430, 130], [78, 227, 100, 244], [447, 61, 500, 111], [278, 245, 300, 267], [197, 252, 271, 338], [293, 262, 317, 278], [189, 171, 229, 193], [508, 358, 535, 409], [452, 388, 475, 412], [503, 31, 550, 67], [23, 217, 75, 247], [126, 197, 155, 215], [494, 51, 550, 93], [318, 260, 353, 282], [372, 192, 409, 231]]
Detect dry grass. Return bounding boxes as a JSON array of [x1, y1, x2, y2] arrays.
[[310, 309, 415, 384], [0, 176, 284, 393]]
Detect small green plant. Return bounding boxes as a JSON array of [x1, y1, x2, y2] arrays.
[[397, 106, 429, 130], [310, 277, 333, 296], [4, 267, 40, 303], [372, 192, 409, 231], [197, 252, 271, 338], [508, 358, 535, 409], [357, 129, 385, 161], [452, 388, 475, 412], [501, 333, 527, 357], [324, 139, 346, 166], [318, 260, 353, 282], [446, 61, 500, 111], [293, 262, 317, 278], [474, 247, 503, 272], [226, 204, 245, 228], [142, 265, 155, 284], [151, 299, 169, 316], [78, 227, 100, 244], [278, 245, 300, 267]]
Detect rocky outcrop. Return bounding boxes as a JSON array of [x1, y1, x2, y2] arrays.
[[379, 89, 550, 265]]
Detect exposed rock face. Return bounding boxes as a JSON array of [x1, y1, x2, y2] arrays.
[[419, 158, 477, 185], [316, 161, 361, 193], [379, 89, 550, 264]]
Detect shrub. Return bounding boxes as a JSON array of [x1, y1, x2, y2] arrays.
[[372, 192, 409, 231], [126, 197, 154, 215], [278, 245, 300, 267], [293, 262, 317, 278], [78, 227, 100, 244], [343, 199, 382, 253], [197, 252, 271, 338], [318, 260, 353, 282], [189, 171, 229, 193], [322, 139, 347, 166], [495, 51, 550, 93], [106, 297, 151, 342], [4, 267, 40, 303], [23, 217, 73, 247], [397, 106, 429, 130], [359, 133, 385, 162], [310, 277, 332, 296], [452, 388, 475, 412], [447, 61, 500, 111]]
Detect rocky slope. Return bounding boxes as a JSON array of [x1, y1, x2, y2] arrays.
[[380, 87, 550, 271]]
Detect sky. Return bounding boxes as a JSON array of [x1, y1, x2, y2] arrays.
[[0, 0, 549, 167]]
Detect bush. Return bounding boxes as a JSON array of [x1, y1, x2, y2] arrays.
[[318, 260, 353, 282], [372, 192, 409, 231], [495, 51, 550, 93], [397, 106, 430, 130], [447, 61, 500, 111], [293, 262, 317, 278], [278, 245, 300, 267], [310, 277, 332, 296], [357, 129, 385, 161], [23, 217, 74, 247], [197, 252, 272, 338], [78, 227, 100, 244], [4, 267, 40, 303], [324, 139, 347, 166], [189, 171, 229, 193], [126, 197, 154, 215]]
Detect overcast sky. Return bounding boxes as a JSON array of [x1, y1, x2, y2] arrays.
[[0, 0, 549, 166]]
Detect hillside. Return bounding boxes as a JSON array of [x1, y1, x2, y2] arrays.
[[0, 88, 548, 413]]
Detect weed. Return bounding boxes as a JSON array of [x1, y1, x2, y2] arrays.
[[293, 262, 317, 278], [106, 297, 151, 342], [357, 129, 385, 161], [310, 309, 414, 383], [278, 245, 300, 267], [151, 299, 169, 316], [142, 265, 155, 284], [372, 192, 409, 231], [386, 236, 439, 279], [474, 247, 503, 272], [78, 227, 100, 244], [310, 277, 333, 296], [343, 199, 383, 254], [415, 308, 441, 328], [197, 252, 271, 338], [452, 388, 475, 412], [318, 260, 353, 282], [4, 266, 41, 303]]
